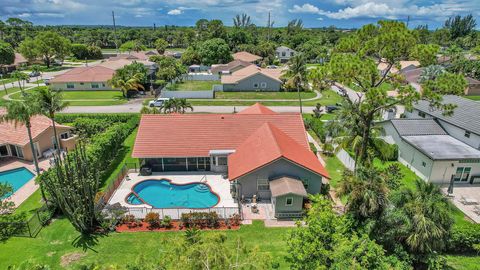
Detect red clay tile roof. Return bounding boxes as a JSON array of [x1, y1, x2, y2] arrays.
[[132, 112, 308, 158], [49, 66, 116, 83], [237, 103, 277, 115], [232, 51, 262, 63], [0, 108, 71, 146], [228, 123, 329, 180]]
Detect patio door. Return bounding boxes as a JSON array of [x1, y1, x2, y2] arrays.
[[0, 145, 8, 157], [454, 167, 471, 182]]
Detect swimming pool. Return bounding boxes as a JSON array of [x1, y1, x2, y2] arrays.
[[0, 167, 35, 198], [127, 179, 219, 208]]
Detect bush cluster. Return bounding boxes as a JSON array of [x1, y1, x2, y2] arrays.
[[181, 212, 220, 229], [304, 117, 326, 143], [447, 223, 480, 253], [56, 113, 138, 124]]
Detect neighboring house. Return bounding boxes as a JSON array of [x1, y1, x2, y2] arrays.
[[276, 46, 296, 63], [221, 65, 283, 92], [232, 51, 262, 63], [405, 95, 480, 149], [132, 103, 329, 218], [211, 60, 253, 75], [465, 77, 480, 96], [378, 60, 420, 76], [381, 119, 480, 184], [49, 66, 116, 90], [0, 109, 77, 162], [2, 53, 28, 73], [109, 50, 158, 61]]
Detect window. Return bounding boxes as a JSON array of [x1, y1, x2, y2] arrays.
[[301, 178, 309, 189], [286, 197, 293, 206], [102, 83, 106, 87], [51, 136, 59, 149], [216, 156, 227, 166], [454, 167, 471, 182], [60, 132, 69, 140], [80, 82, 84, 85], [282, 52, 286, 57], [422, 161, 426, 167], [418, 111, 426, 118], [91, 83, 99, 89], [0, 145, 8, 156], [465, 131, 471, 138], [253, 83, 259, 89], [257, 178, 269, 191], [66, 83, 74, 89], [33, 142, 41, 158], [260, 82, 267, 89], [290, 52, 294, 56]]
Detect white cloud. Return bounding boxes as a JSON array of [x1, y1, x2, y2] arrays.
[[168, 9, 183, 15], [288, 4, 321, 14]]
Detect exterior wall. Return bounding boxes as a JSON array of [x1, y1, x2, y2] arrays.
[[22, 126, 74, 161], [276, 47, 296, 63], [405, 109, 480, 149], [465, 84, 480, 96], [222, 74, 281, 92], [429, 160, 480, 185], [274, 194, 303, 214], [50, 82, 116, 91], [236, 158, 323, 200]]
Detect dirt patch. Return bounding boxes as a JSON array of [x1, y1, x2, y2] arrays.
[[60, 252, 85, 267], [46, 251, 56, 257]]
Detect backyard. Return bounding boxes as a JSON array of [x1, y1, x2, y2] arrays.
[[167, 80, 220, 91]]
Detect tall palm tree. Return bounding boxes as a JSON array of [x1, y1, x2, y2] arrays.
[[35, 87, 68, 155], [177, 98, 193, 113], [337, 166, 389, 221], [11, 70, 29, 91], [233, 14, 252, 28], [0, 97, 47, 201], [282, 54, 307, 113], [108, 72, 145, 98]]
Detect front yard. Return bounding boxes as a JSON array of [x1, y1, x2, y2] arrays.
[[167, 80, 220, 91]]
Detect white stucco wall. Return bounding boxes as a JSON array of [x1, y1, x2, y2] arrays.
[[50, 82, 117, 91]]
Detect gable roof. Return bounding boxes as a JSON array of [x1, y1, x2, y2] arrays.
[[228, 123, 329, 180], [0, 108, 71, 146], [270, 177, 308, 197], [232, 51, 262, 63], [211, 59, 253, 74], [237, 103, 277, 115], [221, 65, 282, 84], [413, 95, 480, 135], [133, 111, 309, 158], [49, 66, 115, 83], [390, 119, 447, 136], [276, 46, 295, 52]]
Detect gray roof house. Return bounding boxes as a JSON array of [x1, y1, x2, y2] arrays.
[[380, 118, 480, 184], [220, 65, 283, 92], [276, 46, 296, 63]]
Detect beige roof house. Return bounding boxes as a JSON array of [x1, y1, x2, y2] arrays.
[[221, 65, 282, 84], [378, 60, 421, 74], [232, 51, 262, 63], [211, 59, 253, 74], [49, 66, 116, 83], [109, 50, 158, 61]]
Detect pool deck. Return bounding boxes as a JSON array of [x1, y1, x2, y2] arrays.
[[108, 172, 237, 209], [0, 157, 51, 207]]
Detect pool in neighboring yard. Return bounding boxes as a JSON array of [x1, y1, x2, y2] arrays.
[[127, 179, 219, 208], [0, 167, 35, 198]]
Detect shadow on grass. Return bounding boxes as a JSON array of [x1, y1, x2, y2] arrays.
[[72, 232, 107, 252]]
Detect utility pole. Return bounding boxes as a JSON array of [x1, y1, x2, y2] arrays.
[[406, 15, 410, 28], [267, 12, 271, 42], [153, 23, 156, 31], [112, 11, 119, 54]]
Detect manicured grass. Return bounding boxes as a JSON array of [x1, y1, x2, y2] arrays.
[[215, 91, 316, 100], [0, 87, 21, 106], [0, 78, 17, 84], [14, 189, 43, 218], [445, 255, 480, 269], [372, 159, 418, 190], [167, 80, 220, 91], [466, 95, 480, 101], [8, 89, 128, 106], [322, 154, 345, 188]]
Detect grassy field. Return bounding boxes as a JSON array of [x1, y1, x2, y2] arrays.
[[466, 95, 480, 101], [215, 91, 316, 100], [167, 80, 220, 91], [8, 89, 128, 106]]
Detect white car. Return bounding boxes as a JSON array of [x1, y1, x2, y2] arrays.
[[148, 98, 170, 107]]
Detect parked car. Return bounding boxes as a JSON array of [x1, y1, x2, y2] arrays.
[[326, 105, 339, 113], [29, 71, 40, 77], [44, 79, 50, 85], [148, 97, 170, 107]]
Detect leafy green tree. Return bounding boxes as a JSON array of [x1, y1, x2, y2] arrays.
[[70, 43, 89, 59], [150, 56, 186, 82], [207, 19, 227, 40], [298, 40, 329, 62], [115, 62, 148, 84], [410, 44, 440, 66], [287, 19, 303, 35], [30, 65, 42, 86], [0, 183, 27, 241], [0, 97, 45, 200], [40, 144, 101, 235], [120, 40, 146, 53], [444, 14, 476, 40], [154, 38, 168, 54], [282, 54, 307, 113], [108, 72, 145, 98], [0, 41, 15, 74], [32, 31, 71, 68], [338, 167, 389, 222], [34, 87, 68, 155], [421, 72, 467, 109], [375, 180, 454, 267], [18, 37, 37, 62], [0, 183, 15, 213], [198, 38, 232, 65], [308, 66, 330, 92], [180, 46, 201, 65]]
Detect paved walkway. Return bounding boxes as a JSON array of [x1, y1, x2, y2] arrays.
[[440, 184, 480, 223]]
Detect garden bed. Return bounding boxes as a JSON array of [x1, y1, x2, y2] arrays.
[[116, 220, 240, 232]]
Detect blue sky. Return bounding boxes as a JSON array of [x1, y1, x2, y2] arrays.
[[1, 0, 479, 29]]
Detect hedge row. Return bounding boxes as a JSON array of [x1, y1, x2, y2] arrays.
[[56, 113, 138, 124], [447, 223, 480, 253]]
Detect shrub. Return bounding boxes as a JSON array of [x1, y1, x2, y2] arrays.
[[0, 212, 27, 240], [56, 113, 138, 125], [304, 117, 326, 143], [181, 212, 220, 229], [161, 215, 172, 228], [73, 118, 110, 138], [122, 214, 135, 225], [229, 213, 241, 227], [447, 223, 480, 253], [144, 212, 160, 229]]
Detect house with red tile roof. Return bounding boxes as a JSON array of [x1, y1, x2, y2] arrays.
[[221, 65, 283, 92], [0, 109, 77, 162], [132, 103, 328, 217]]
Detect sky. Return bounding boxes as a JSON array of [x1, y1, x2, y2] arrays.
[[0, 0, 479, 29]]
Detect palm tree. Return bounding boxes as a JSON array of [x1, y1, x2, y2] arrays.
[[337, 166, 389, 221], [233, 14, 252, 28], [108, 72, 145, 98], [177, 98, 193, 113], [34, 87, 68, 155], [11, 70, 29, 91], [30, 65, 42, 86], [0, 97, 47, 201], [282, 54, 307, 113], [418, 65, 445, 83]]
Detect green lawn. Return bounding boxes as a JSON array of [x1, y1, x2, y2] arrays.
[[0, 87, 21, 107], [167, 80, 220, 91], [215, 91, 316, 100], [466, 96, 480, 101], [8, 89, 128, 106]]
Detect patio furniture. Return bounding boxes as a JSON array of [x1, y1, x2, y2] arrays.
[[251, 203, 259, 214], [140, 166, 152, 176], [460, 196, 479, 205]]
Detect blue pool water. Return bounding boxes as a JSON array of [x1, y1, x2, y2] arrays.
[[128, 179, 219, 208], [0, 167, 35, 198]]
